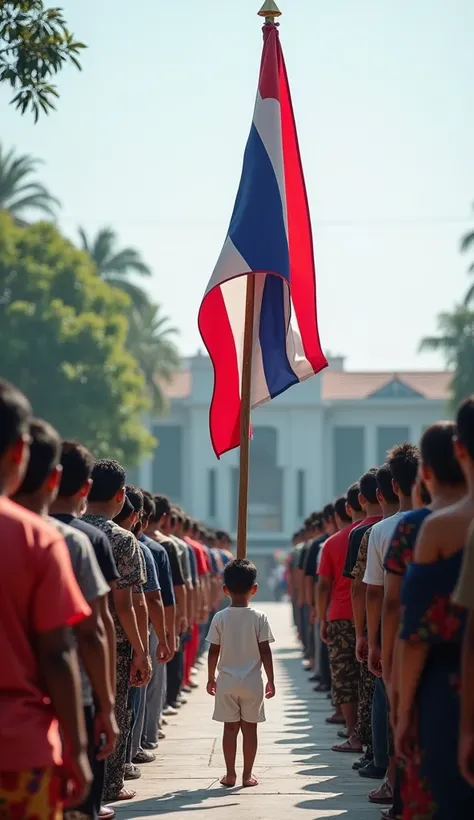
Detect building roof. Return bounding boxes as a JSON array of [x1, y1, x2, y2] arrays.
[[322, 371, 451, 401], [162, 366, 451, 402]]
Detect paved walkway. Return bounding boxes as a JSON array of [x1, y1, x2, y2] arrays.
[[115, 603, 379, 819]]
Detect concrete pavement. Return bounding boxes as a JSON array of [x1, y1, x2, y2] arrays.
[[114, 602, 380, 819]]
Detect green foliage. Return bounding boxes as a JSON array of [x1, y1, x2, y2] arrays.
[[127, 302, 181, 414], [0, 211, 155, 464], [419, 306, 474, 409], [78, 226, 151, 313], [0, 1, 85, 121], [0, 142, 59, 220]]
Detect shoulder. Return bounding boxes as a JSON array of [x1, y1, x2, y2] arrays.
[[0, 499, 61, 544]]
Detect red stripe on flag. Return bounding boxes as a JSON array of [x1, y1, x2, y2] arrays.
[[258, 24, 281, 101], [278, 40, 327, 374], [198, 286, 241, 458]]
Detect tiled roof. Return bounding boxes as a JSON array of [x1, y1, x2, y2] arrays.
[[161, 368, 451, 402], [322, 371, 451, 401]]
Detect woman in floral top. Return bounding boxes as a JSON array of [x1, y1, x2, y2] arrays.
[[395, 401, 474, 819]]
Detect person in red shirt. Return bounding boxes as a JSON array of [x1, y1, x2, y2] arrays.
[[0, 379, 92, 818], [317, 491, 381, 754]]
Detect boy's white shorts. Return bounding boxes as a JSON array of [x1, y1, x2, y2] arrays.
[[213, 676, 265, 724]]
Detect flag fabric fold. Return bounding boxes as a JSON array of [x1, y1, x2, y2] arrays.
[[198, 23, 327, 458]]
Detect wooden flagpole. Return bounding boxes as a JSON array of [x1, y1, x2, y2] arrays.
[[236, 0, 282, 561]]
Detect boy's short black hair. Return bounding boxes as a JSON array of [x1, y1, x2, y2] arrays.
[[216, 529, 232, 544], [17, 418, 61, 495], [88, 460, 125, 503], [346, 482, 362, 512], [387, 442, 419, 497], [114, 494, 134, 524], [376, 463, 398, 504], [152, 494, 170, 521], [0, 379, 31, 458], [334, 495, 351, 524], [359, 469, 379, 505], [126, 484, 143, 514], [58, 440, 94, 498], [457, 398, 474, 460], [223, 559, 257, 594], [142, 490, 155, 519], [421, 421, 464, 486]]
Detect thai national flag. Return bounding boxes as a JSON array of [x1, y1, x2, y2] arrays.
[[198, 23, 327, 458]]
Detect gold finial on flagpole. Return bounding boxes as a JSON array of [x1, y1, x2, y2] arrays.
[[258, 0, 282, 24]]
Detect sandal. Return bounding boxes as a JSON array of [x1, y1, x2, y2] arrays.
[[369, 780, 393, 805], [99, 808, 116, 819], [115, 787, 137, 801], [331, 739, 363, 753]]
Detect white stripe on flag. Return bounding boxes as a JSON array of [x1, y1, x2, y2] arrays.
[[252, 94, 288, 239]]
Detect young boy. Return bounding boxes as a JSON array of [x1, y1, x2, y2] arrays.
[[206, 559, 275, 788]]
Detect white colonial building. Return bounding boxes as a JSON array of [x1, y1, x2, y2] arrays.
[[133, 353, 450, 557]]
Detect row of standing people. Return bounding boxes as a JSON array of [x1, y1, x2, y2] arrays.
[[288, 399, 474, 820], [0, 377, 232, 820]]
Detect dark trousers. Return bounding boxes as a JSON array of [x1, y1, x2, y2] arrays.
[[166, 637, 184, 706], [65, 704, 104, 820], [126, 686, 141, 763]]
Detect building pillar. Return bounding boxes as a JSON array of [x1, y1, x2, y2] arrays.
[[365, 423, 377, 470]]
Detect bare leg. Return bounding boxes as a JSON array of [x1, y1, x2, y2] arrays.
[[332, 702, 363, 752], [221, 722, 240, 786], [241, 720, 259, 786]]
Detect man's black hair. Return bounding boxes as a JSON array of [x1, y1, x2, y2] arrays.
[[216, 529, 232, 544], [58, 440, 94, 498], [114, 495, 134, 524], [421, 421, 465, 486], [126, 484, 143, 514], [88, 459, 126, 503], [376, 463, 398, 504], [0, 379, 31, 458], [457, 397, 474, 459], [346, 482, 362, 512], [223, 558, 257, 595], [334, 495, 351, 524], [359, 469, 379, 505], [387, 443, 419, 497], [16, 418, 60, 495], [142, 491, 155, 519], [323, 503, 335, 522], [152, 494, 171, 521]]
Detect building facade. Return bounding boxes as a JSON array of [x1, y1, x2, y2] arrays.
[[135, 354, 450, 557]]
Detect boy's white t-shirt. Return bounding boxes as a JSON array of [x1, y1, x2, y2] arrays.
[[206, 607, 275, 683]]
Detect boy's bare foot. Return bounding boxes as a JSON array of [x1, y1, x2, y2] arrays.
[[242, 775, 259, 787], [220, 774, 237, 787]]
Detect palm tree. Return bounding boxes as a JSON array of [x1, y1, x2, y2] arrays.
[[460, 203, 474, 304], [0, 143, 59, 221], [419, 305, 474, 408], [127, 303, 181, 414], [78, 226, 151, 312]]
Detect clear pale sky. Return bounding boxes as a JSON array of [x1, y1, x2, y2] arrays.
[[3, 0, 474, 371]]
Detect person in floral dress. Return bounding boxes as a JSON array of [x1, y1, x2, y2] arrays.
[[395, 400, 474, 819]]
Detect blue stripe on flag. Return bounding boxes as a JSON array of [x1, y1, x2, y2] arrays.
[[229, 124, 289, 279], [259, 275, 298, 398]]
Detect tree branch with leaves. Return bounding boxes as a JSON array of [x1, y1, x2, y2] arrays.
[[0, 1, 85, 121]]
